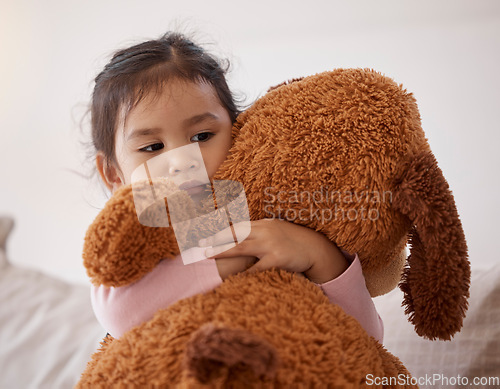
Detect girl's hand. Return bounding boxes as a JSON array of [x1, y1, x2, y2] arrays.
[[213, 255, 257, 281], [200, 219, 348, 284]]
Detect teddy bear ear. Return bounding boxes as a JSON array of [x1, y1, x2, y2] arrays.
[[392, 151, 470, 340]]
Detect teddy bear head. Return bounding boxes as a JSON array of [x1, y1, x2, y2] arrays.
[[213, 68, 470, 340], [84, 68, 469, 341]]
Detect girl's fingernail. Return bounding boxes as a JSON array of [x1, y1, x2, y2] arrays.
[[205, 247, 214, 257]]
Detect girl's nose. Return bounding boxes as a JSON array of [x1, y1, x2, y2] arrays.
[[168, 158, 200, 176]]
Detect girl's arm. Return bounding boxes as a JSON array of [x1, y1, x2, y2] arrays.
[[91, 255, 223, 339], [315, 253, 384, 343], [92, 219, 383, 342], [92, 253, 383, 342]]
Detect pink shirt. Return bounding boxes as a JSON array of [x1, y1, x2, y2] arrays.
[[91, 253, 383, 343]]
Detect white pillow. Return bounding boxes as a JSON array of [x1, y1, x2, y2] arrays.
[[0, 217, 14, 269], [374, 264, 500, 388], [0, 216, 104, 389]]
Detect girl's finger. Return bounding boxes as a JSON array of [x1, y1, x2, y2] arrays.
[[198, 226, 233, 247], [206, 238, 267, 259], [204, 242, 236, 258], [199, 220, 253, 247], [231, 220, 252, 243], [244, 257, 271, 274]]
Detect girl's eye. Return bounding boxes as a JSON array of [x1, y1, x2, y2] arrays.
[[191, 132, 213, 142], [139, 143, 164, 152]]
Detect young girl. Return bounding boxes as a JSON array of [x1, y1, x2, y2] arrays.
[[90, 31, 383, 342]]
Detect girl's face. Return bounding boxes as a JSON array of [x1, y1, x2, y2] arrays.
[[97, 79, 233, 192]]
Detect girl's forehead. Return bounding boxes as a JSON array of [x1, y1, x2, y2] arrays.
[[117, 79, 222, 131], [129, 79, 218, 113]]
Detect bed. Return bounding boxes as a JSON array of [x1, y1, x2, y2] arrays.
[[1, 216, 498, 388], [0, 217, 104, 389]]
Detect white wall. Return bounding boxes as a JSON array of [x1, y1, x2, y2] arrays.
[[1, 0, 499, 284]]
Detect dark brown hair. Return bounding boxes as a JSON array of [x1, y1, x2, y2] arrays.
[[91, 31, 240, 166]]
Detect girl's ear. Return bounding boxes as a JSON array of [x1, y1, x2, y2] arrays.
[[96, 153, 124, 192]]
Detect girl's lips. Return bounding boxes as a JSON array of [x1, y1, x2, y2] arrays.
[[179, 180, 208, 194]]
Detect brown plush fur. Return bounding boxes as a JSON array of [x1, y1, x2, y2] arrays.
[[79, 270, 414, 388], [79, 68, 469, 387], [83, 180, 182, 286], [217, 69, 430, 296], [393, 152, 470, 340]]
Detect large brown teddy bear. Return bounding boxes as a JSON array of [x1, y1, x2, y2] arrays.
[[79, 69, 470, 387]]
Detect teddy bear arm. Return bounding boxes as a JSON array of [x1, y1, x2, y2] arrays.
[[83, 183, 180, 287], [77, 334, 114, 387]]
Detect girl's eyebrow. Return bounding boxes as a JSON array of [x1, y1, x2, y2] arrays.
[[183, 112, 219, 128], [126, 127, 162, 142]]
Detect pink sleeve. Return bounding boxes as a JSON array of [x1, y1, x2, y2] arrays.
[[91, 255, 222, 339], [92, 252, 383, 343], [315, 253, 384, 343]]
